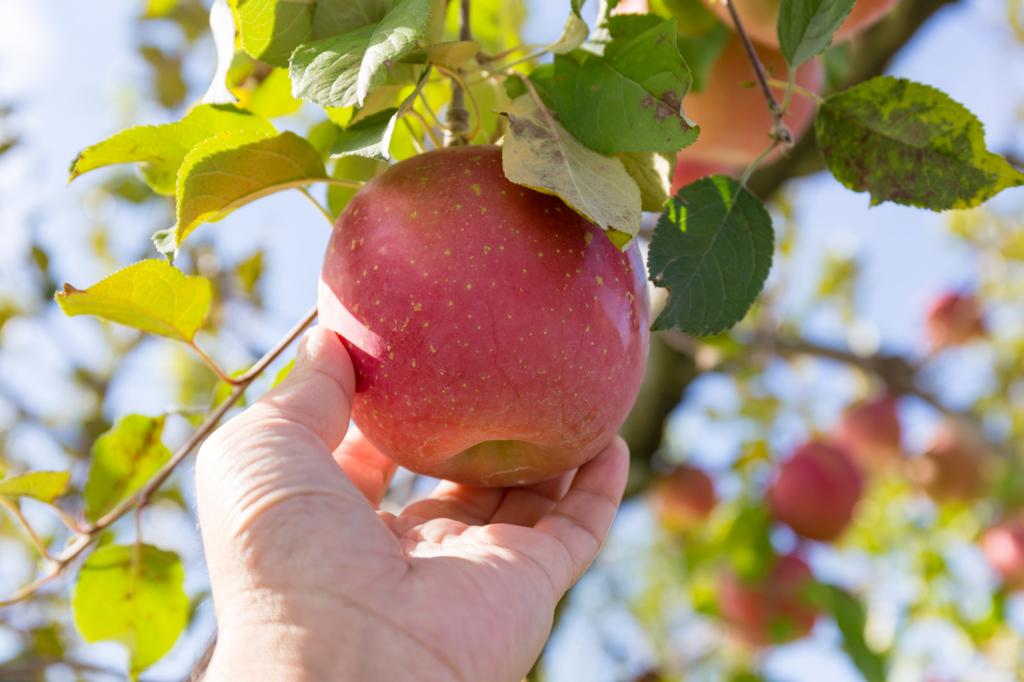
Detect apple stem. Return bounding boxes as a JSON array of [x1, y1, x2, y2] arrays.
[[723, 0, 791, 146], [444, 0, 472, 146]]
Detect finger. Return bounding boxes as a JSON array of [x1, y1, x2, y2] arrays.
[[333, 428, 397, 506], [529, 438, 629, 594], [488, 472, 575, 527], [239, 325, 356, 451], [401, 480, 506, 525], [195, 326, 370, 544]]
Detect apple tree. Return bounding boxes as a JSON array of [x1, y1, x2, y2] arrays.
[[0, 0, 1022, 679]]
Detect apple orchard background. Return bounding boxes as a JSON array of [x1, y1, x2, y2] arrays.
[[0, 0, 1023, 680]]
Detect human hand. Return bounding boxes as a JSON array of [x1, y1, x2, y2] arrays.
[[196, 327, 629, 681]]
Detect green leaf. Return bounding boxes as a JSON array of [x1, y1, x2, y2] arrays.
[[239, 68, 303, 118], [236, 0, 390, 68], [68, 105, 274, 195], [816, 76, 1024, 210], [777, 0, 856, 67], [83, 415, 172, 522], [330, 68, 428, 160], [648, 176, 774, 335], [0, 471, 70, 503], [289, 0, 431, 108], [499, 94, 642, 236], [314, 0, 391, 38], [533, 16, 697, 154], [330, 107, 400, 160], [55, 260, 212, 342], [808, 584, 888, 682], [549, 11, 589, 55], [236, 0, 314, 67], [72, 544, 188, 675], [420, 40, 481, 68], [175, 130, 327, 244], [617, 151, 675, 211]]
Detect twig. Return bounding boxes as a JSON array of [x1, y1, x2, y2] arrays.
[[406, 108, 444, 148], [768, 76, 826, 105], [0, 497, 52, 561], [750, 333, 1014, 459], [187, 339, 239, 386], [322, 177, 366, 190], [723, 0, 790, 144], [443, 0, 473, 146], [0, 306, 318, 608], [298, 187, 336, 227], [401, 117, 427, 154]]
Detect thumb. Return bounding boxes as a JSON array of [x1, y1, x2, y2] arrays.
[[195, 326, 359, 543], [241, 325, 356, 450]]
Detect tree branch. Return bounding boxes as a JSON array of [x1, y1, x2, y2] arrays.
[[748, 0, 958, 198], [0, 306, 318, 608], [623, 0, 966, 482], [723, 0, 788, 143]]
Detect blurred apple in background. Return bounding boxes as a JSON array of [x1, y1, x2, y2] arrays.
[[836, 395, 903, 472], [679, 34, 824, 167], [982, 520, 1024, 590], [768, 441, 864, 542], [650, 464, 717, 532], [719, 554, 819, 646], [910, 425, 989, 504], [925, 291, 986, 351], [704, 0, 900, 49], [670, 158, 739, 193]]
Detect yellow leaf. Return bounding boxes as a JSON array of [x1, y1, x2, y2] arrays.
[[499, 94, 641, 237], [56, 260, 212, 342]]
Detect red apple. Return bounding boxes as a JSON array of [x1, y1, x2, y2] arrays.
[[719, 554, 818, 646], [681, 34, 824, 167], [925, 291, 985, 351], [982, 520, 1024, 589], [836, 395, 903, 472], [650, 464, 717, 531], [705, 0, 899, 48], [910, 426, 988, 503], [318, 146, 650, 487], [768, 441, 864, 542]]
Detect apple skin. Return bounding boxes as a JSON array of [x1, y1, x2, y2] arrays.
[[981, 520, 1024, 590], [650, 465, 717, 532], [836, 396, 903, 472], [719, 554, 818, 646], [910, 426, 987, 503], [925, 291, 985, 351], [681, 35, 824, 167], [768, 441, 864, 542], [318, 146, 650, 487], [705, 0, 899, 49]]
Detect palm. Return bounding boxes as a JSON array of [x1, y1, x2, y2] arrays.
[[196, 328, 627, 682]]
